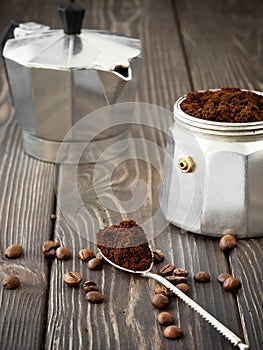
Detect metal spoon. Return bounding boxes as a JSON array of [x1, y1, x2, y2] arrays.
[[97, 246, 249, 350]]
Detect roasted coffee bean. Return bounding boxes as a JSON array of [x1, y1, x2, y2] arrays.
[[63, 272, 82, 286], [194, 271, 210, 283], [153, 249, 165, 263], [86, 291, 104, 303], [176, 283, 190, 295], [217, 273, 232, 284], [78, 249, 95, 262], [83, 280, 98, 292], [173, 268, 189, 277], [163, 325, 183, 340], [55, 246, 72, 260], [165, 275, 187, 285], [42, 240, 60, 258], [223, 276, 241, 291], [219, 235, 237, 252], [151, 294, 169, 309], [2, 275, 20, 289], [157, 312, 174, 326], [5, 244, 23, 259], [159, 264, 175, 276], [154, 284, 173, 298], [87, 258, 103, 270]]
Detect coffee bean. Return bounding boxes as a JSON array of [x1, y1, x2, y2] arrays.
[[151, 294, 169, 309], [176, 283, 190, 295], [56, 246, 72, 260], [87, 258, 103, 270], [157, 312, 174, 326], [86, 291, 104, 303], [219, 235, 237, 252], [2, 275, 20, 289], [165, 275, 187, 285], [173, 268, 189, 277], [83, 280, 98, 292], [42, 240, 60, 258], [159, 264, 175, 276], [163, 325, 183, 339], [223, 276, 241, 291], [63, 272, 82, 286], [217, 273, 232, 284], [153, 249, 165, 263], [5, 244, 23, 259], [194, 271, 210, 283], [78, 249, 95, 262], [154, 284, 173, 298]]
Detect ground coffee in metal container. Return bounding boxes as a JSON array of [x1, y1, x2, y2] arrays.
[[161, 88, 263, 237]]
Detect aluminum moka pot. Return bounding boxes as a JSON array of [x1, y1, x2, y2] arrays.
[[2, 3, 141, 163], [161, 90, 263, 238]]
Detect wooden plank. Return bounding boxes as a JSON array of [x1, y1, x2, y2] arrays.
[[174, 0, 263, 348], [0, 56, 55, 348], [174, 0, 263, 91], [45, 1, 245, 350], [230, 240, 263, 350]]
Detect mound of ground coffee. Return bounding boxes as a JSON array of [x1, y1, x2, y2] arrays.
[[180, 87, 263, 123], [96, 220, 152, 272]]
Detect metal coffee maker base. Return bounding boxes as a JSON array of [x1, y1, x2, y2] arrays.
[[161, 90, 263, 238], [22, 130, 129, 164]]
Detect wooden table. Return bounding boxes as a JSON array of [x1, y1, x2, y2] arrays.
[[0, 1, 262, 349]]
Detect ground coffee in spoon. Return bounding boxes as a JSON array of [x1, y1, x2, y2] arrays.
[[180, 87, 263, 123], [96, 220, 152, 272]]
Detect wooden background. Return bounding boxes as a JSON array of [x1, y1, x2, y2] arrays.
[[0, 0, 262, 349]]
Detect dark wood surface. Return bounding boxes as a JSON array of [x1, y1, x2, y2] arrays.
[[0, 0, 262, 349]]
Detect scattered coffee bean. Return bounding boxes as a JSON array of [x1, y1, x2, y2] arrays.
[[55, 246, 72, 260], [86, 291, 104, 303], [159, 264, 175, 276], [194, 271, 210, 283], [165, 275, 187, 285], [2, 275, 20, 289], [84, 285, 99, 293], [163, 325, 183, 340], [153, 249, 165, 263], [219, 235, 237, 252], [87, 258, 103, 270], [173, 268, 189, 277], [83, 280, 98, 292], [157, 312, 174, 326], [176, 283, 190, 295], [154, 284, 173, 298], [78, 249, 95, 262], [151, 294, 169, 309], [63, 272, 82, 286], [50, 214, 57, 220], [4, 244, 23, 259], [42, 240, 60, 258], [223, 276, 241, 291], [217, 273, 232, 284]]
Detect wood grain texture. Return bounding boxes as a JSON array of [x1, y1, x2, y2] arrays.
[[0, 55, 55, 349], [174, 0, 263, 91], [230, 239, 263, 350]]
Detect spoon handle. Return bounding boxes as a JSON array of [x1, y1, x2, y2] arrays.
[[142, 272, 249, 350]]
